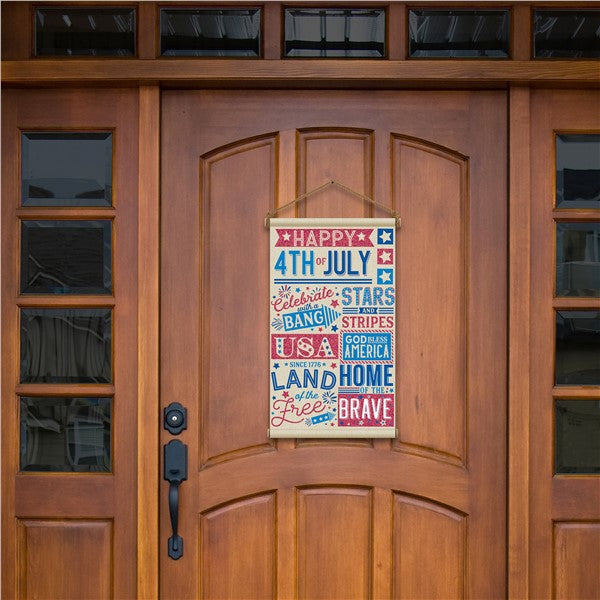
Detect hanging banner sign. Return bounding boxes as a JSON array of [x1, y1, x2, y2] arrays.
[[269, 218, 396, 438]]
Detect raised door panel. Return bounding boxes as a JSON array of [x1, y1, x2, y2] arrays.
[[392, 137, 467, 464], [297, 128, 373, 219], [200, 493, 276, 599], [554, 522, 600, 600], [18, 520, 112, 599], [199, 135, 277, 466], [297, 487, 372, 599], [393, 494, 466, 599]]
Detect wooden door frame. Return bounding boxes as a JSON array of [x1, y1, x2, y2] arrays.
[[131, 83, 532, 599]]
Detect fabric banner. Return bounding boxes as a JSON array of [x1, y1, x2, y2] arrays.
[[269, 218, 396, 438]]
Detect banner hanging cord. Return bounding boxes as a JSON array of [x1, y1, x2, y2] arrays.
[[264, 180, 401, 228]]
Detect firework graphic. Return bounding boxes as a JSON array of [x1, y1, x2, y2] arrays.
[[278, 284, 292, 299], [322, 391, 337, 404]]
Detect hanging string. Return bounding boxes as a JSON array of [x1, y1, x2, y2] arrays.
[[264, 180, 401, 228]]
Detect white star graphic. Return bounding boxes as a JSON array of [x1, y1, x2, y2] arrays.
[[379, 250, 392, 263], [379, 271, 391, 283], [282, 231, 291, 241], [357, 232, 366, 241], [379, 231, 392, 243]]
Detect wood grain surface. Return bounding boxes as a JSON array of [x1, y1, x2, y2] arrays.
[[160, 89, 507, 598]]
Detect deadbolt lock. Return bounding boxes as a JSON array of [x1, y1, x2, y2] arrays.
[[164, 402, 187, 435]]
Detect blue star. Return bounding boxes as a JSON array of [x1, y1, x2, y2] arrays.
[[273, 363, 280, 369], [377, 228, 394, 244], [377, 268, 394, 285], [331, 324, 338, 332], [295, 287, 301, 292]]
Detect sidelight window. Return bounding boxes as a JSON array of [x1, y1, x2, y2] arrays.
[[18, 129, 115, 472]]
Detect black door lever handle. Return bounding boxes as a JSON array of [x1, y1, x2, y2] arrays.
[[164, 440, 187, 559]]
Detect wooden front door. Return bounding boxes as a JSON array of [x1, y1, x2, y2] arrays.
[[161, 90, 507, 599]]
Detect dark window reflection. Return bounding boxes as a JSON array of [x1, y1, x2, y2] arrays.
[[20, 308, 112, 384], [22, 132, 112, 206], [161, 8, 260, 56], [409, 10, 509, 58], [284, 8, 385, 58], [534, 10, 600, 58], [21, 220, 111, 295], [555, 400, 600, 474], [556, 311, 600, 385], [556, 134, 600, 209], [556, 222, 600, 297], [20, 397, 111, 472], [35, 7, 135, 56]]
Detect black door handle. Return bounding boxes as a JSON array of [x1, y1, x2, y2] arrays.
[[164, 440, 187, 559]]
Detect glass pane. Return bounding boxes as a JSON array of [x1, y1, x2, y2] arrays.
[[160, 8, 260, 57], [556, 222, 600, 297], [409, 10, 509, 58], [35, 7, 135, 56], [556, 134, 600, 209], [20, 308, 112, 384], [284, 8, 385, 58], [556, 311, 600, 385], [22, 132, 112, 207], [20, 397, 111, 472], [21, 220, 112, 295], [534, 10, 600, 58], [555, 400, 600, 474]]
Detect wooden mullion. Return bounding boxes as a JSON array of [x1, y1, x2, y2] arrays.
[[1, 2, 32, 60], [15, 383, 115, 396], [552, 386, 600, 399], [138, 2, 158, 59], [263, 2, 282, 60], [508, 84, 531, 600], [552, 210, 600, 222], [512, 3, 532, 60], [552, 297, 600, 310], [17, 296, 116, 307], [16, 208, 116, 220], [387, 3, 406, 60]]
